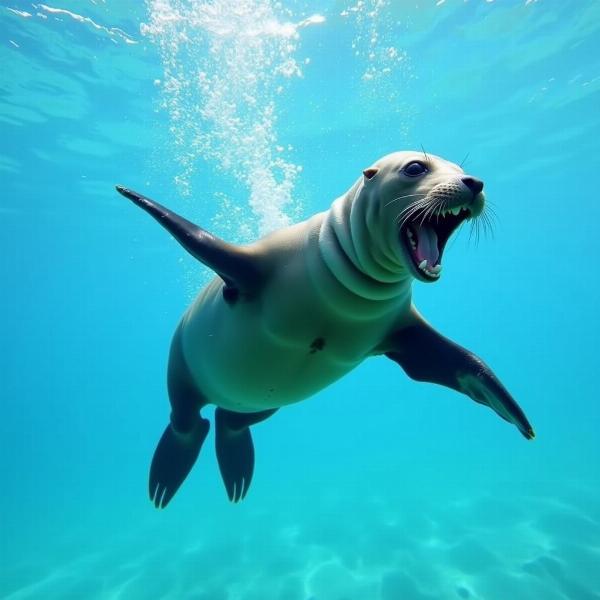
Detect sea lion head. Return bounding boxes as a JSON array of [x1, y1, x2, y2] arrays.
[[358, 151, 486, 283]]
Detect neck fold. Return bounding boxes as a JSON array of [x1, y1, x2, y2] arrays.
[[318, 183, 411, 302]]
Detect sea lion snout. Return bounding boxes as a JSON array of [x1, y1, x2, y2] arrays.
[[461, 176, 484, 197]]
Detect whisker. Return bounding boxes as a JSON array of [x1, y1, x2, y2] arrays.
[[483, 210, 496, 239], [394, 197, 430, 223], [431, 199, 441, 222], [485, 207, 498, 222], [484, 203, 499, 226], [397, 203, 429, 229], [468, 220, 475, 243], [484, 209, 491, 230], [481, 214, 489, 239], [484, 199, 499, 215], [396, 198, 427, 214], [478, 204, 495, 238], [468, 215, 481, 246], [396, 206, 426, 229], [384, 192, 426, 208], [441, 198, 449, 220], [474, 219, 481, 246], [419, 200, 441, 227], [421, 144, 430, 168], [459, 152, 470, 169], [436, 198, 448, 222]]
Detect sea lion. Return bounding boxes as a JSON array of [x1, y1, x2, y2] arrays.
[[116, 150, 534, 508]]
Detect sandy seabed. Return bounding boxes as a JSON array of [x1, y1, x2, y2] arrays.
[[2, 481, 599, 600]]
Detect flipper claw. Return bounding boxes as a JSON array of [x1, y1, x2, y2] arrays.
[[215, 409, 255, 503], [386, 308, 535, 441], [148, 417, 209, 509]]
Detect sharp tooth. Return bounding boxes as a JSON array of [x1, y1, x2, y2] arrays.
[[451, 206, 461, 215], [418, 259, 427, 270], [407, 229, 414, 239], [431, 264, 442, 273]]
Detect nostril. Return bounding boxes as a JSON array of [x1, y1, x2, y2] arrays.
[[462, 176, 484, 196]]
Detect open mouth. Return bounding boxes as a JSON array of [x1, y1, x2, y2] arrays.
[[400, 205, 472, 281]]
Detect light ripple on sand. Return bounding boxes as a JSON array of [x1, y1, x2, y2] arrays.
[[3, 484, 600, 599]]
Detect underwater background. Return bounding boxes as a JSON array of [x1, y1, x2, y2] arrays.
[[1, 1, 599, 598]]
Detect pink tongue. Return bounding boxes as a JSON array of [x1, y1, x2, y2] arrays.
[[414, 224, 439, 266]]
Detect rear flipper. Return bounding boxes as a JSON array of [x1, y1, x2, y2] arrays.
[[149, 325, 210, 509], [149, 417, 210, 509], [215, 408, 277, 503]]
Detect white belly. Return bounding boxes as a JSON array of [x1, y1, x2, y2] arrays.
[[179, 264, 408, 412]]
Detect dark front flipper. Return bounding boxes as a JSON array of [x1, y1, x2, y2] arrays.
[[385, 310, 535, 440], [215, 408, 277, 503], [116, 185, 261, 291], [149, 417, 210, 509]]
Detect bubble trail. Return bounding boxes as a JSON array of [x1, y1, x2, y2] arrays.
[[142, 0, 325, 237]]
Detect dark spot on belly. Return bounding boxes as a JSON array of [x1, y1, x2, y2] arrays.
[[309, 337, 326, 354], [223, 285, 239, 305]]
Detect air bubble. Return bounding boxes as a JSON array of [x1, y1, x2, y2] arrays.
[[142, 0, 325, 237]]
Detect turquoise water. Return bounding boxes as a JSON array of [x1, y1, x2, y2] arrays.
[[1, 1, 599, 598]]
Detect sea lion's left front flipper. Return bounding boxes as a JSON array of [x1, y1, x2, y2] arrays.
[[116, 185, 260, 291], [384, 309, 535, 440]]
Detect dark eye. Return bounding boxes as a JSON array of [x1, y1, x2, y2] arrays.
[[402, 161, 428, 177]]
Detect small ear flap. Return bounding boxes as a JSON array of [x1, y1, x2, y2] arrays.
[[363, 167, 379, 180]]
